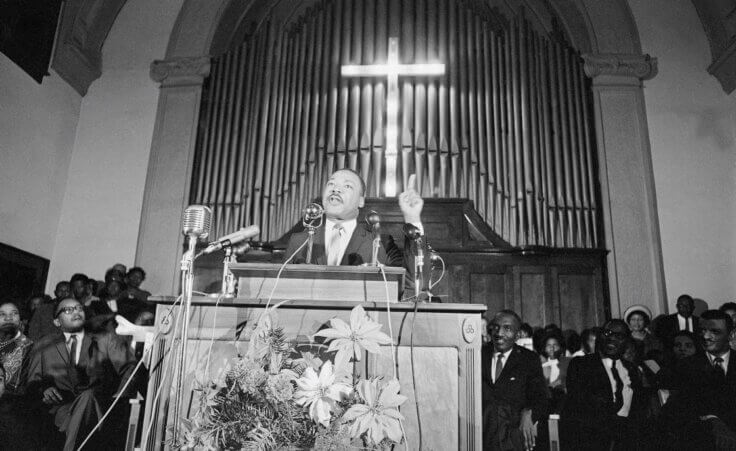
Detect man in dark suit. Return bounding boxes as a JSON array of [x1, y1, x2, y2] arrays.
[[285, 169, 429, 294], [26, 298, 139, 451], [560, 319, 645, 450], [659, 309, 736, 450], [656, 294, 699, 349], [482, 310, 548, 451]]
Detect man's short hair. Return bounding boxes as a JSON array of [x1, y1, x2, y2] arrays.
[[677, 294, 694, 304], [70, 273, 89, 285], [700, 309, 734, 332], [719, 302, 736, 313], [55, 281, 70, 289], [604, 318, 630, 333], [331, 168, 367, 196], [493, 309, 522, 328], [127, 266, 146, 280]]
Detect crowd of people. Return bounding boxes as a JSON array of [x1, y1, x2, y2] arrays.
[[0, 263, 153, 450], [481, 295, 736, 451]]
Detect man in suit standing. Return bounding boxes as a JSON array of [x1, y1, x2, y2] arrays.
[[656, 294, 699, 349], [26, 298, 139, 451], [482, 310, 548, 451], [659, 309, 736, 450], [560, 319, 645, 450], [285, 169, 429, 293]]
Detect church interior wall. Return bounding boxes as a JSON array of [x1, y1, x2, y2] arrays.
[[628, 0, 736, 310], [44, 0, 184, 290], [0, 54, 81, 261]]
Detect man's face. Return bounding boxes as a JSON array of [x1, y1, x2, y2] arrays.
[[490, 314, 519, 353], [723, 309, 736, 324], [600, 322, 628, 359], [71, 280, 87, 300], [0, 303, 20, 334], [29, 296, 44, 312], [53, 298, 85, 333], [127, 271, 143, 289], [113, 264, 127, 275], [673, 335, 696, 359], [55, 282, 71, 300], [322, 170, 364, 221], [700, 319, 730, 356], [676, 297, 694, 318], [106, 280, 123, 298]]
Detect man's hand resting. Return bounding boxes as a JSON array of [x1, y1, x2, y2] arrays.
[[42, 386, 63, 404], [520, 408, 537, 450], [398, 174, 424, 224]]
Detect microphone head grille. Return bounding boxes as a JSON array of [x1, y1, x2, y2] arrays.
[[303, 203, 324, 220], [182, 205, 212, 239]]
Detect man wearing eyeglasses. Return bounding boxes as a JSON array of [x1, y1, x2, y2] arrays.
[[26, 298, 139, 451], [560, 319, 645, 450]]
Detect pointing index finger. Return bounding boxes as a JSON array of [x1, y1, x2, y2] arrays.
[[407, 174, 417, 192]]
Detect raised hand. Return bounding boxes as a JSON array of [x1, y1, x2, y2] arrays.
[[398, 174, 423, 224]]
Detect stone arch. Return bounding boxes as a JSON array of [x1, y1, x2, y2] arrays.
[[138, 0, 666, 319]]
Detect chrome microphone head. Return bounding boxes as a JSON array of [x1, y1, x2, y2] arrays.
[[365, 210, 380, 227], [303, 203, 324, 221], [182, 205, 212, 240]]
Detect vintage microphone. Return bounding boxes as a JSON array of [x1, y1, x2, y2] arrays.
[[172, 205, 211, 446], [302, 203, 324, 264], [403, 223, 425, 301], [365, 210, 381, 266], [203, 225, 260, 295]]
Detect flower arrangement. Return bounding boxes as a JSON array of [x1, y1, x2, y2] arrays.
[[180, 304, 407, 450]]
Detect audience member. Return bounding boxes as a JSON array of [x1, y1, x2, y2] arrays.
[[625, 305, 663, 363], [122, 266, 152, 303], [70, 273, 99, 306], [560, 320, 646, 450], [540, 331, 570, 413], [516, 322, 535, 351], [672, 330, 699, 360], [571, 327, 600, 357], [719, 302, 736, 324], [658, 310, 736, 450], [26, 298, 139, 450], [482, 310, 548, 451], [110, 263, 127, 277], [0, 302, 35, 449], [656, 294, 699, 349], [53, 282, 71, 303]]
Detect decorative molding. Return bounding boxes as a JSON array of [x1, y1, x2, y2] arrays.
[[582, 53, 658, 81], [51, 0, 127, 96], [149, 56, 211, 86]]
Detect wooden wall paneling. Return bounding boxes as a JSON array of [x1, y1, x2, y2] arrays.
[[514, 266, 548, 328], [557, 271, 600, 332]]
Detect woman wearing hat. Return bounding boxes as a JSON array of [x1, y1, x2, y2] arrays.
[[624, 305, 663, 363]]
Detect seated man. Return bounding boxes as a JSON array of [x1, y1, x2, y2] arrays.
[[26, 298, 139, 451], [560, 319, 645, 450], [658, 309, 736, 450], [285, 169, 429, 294], [482, 310, 548, 451]]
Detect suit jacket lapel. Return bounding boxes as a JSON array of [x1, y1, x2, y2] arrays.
[[341, 224, 369, 265], [496, 346, 520, 384], [593, 354, 615, 400], [53, 333, 70, 366], [78, 334, 93, 367]]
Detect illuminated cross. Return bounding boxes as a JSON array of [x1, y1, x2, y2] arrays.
[[341, 37, 445, 196]]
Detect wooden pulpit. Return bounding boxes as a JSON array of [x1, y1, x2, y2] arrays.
[[141, 265, 485, 450]]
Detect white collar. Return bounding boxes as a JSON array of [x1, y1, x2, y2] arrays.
[[325, 217, 357, 235], [707, 349, 730, 364], [63, 330, 85, 341], [493, 348, 513, 359], [677, 313, 692, 321]]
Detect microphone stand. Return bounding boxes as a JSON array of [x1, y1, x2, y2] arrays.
[[220, 241, 250, 296], [303, 215, 323, 264], [414, 236, 425, 301], [172, 234, 197, 446]]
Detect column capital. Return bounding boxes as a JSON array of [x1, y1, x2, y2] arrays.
[[582, 53, 658, 81], [150, 56, 211, 86]]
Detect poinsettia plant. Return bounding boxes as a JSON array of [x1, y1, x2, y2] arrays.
[[179, 304, 407, 450]]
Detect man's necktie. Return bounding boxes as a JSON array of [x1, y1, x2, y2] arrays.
[[494, 353, 504, 383], [327, 224, 344, 265], [68, 334, 78, 366], [611, 359, 624, 403], [714, 357, 726, 381]]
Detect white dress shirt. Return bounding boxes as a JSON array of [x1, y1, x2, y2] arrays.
[[707, 349, 730, 375], [325, 218, 358, 265], [491, 348, 513, 383], [601, 357, 631, 417], [63, 331, 85, 365], [677, 314, 693, 332]]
